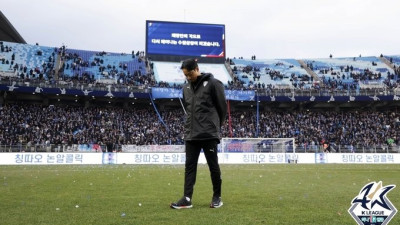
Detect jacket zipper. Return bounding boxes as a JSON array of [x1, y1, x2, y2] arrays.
[[189, 85, 195, 140]]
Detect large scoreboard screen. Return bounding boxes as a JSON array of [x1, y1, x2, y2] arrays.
[[146, 20, 225, 61]]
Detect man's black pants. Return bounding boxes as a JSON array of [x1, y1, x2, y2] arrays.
[[184, 140, 222, 199]]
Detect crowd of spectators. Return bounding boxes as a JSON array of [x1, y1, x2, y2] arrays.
[[221, 110, 400, 150], [0, 103, 185, 148], [58, 46, 153, 87], [2, 42, 400, 153], [1, 103, 399, 151], [2, 41, 400, 94], [305, 59, 400, 91]]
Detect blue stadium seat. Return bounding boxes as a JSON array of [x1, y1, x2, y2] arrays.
[[62, 48, 146, 83], [0, 41, 56, 80], [303, 56, 395, 90], [386, 55, 400, 65], [231, 58, 310, 89]]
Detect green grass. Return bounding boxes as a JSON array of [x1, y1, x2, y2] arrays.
[[0, 164, 399, 225]]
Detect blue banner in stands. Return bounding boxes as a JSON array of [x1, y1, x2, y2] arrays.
[[151, 87, 183, 99], [257, 95, 400, 102], [2, 84, 400, 102], [151, 88, 255, 101], [225, 90, 255, 101], [0, 84, 150, 99]]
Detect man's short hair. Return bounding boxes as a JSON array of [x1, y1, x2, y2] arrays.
[[180, 58, 198, 71]]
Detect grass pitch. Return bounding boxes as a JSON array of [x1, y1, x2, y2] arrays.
[[0, 164, 399, 225]]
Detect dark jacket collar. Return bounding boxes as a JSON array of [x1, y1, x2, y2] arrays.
[[191, 73, 212, 90]]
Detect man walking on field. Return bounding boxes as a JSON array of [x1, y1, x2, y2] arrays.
[[170, 58, 227, 209]]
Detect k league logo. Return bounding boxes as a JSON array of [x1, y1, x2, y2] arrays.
[[349, 181, 397, 225]]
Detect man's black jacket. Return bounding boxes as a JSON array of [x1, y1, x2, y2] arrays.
[[182, 73, 227, 142]]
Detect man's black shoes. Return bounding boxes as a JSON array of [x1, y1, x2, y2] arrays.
[[210, 196, 223, 208], [170, 196, 223, 209], [170, 196, 193, 209]]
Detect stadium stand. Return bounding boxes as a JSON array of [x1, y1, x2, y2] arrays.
[[303, 56, 395, 92], [230, 58, 312, 90], [386, 55, 400, 65], [0, 102, 399, 153], [1, 40, 400, 153], [385, 55, 400, 76], [2, 40, 400, 94], [0, 103, 185, 151], [60, 48, 147, 85], [0, 41, 57, 80]]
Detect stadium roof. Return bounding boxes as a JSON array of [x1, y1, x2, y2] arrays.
[[0, 10, 26, 44]]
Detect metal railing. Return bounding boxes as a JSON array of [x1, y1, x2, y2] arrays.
[[0, 144, 107, 153], [294, 144, 400, 154], [1, 77, 398, 97], [0, 78, 151, 93]]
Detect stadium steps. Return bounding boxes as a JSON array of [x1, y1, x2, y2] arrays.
[[379, 56, 395, 70], [54, 53, 63, 80], [224, 61, 235, 80], [296, 59, 323, 86]]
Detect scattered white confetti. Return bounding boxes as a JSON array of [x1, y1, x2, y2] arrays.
[[75, 205, 79, 208], [138, 203, 142, 207], [56, 208, 60, 211]]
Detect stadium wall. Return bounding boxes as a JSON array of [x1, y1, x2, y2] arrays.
[[1, 152, 399, 165]]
